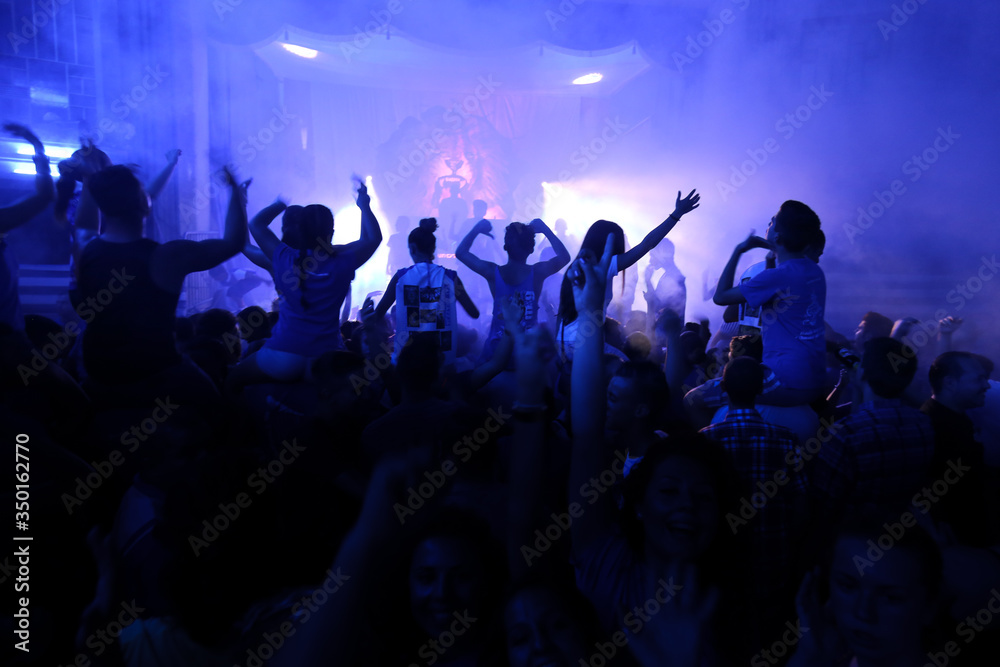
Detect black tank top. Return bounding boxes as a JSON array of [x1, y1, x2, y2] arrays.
[[77, 238, 181, 383]]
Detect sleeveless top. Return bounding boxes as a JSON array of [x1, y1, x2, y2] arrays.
[[476, 264, 538, 365], [394, 262, 458, 365], [77, 238, 181, 383], [488, 264, 537, 338]]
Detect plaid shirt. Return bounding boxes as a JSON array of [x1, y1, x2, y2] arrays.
[[700, 408, 806, 594], [809, 399, 935, 519]]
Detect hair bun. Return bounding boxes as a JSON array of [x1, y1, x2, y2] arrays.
[[419, 217, 438, 233]]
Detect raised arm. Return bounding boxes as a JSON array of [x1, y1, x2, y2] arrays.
[[0, 124, 54, 233], [530, 218, 571, 279], [145, 149, 181, 200], [339, 183, 383, 270], [373, 270, 402, 320], [248, 198, 287, 262], [242, 242, 273, 274], [455, 219, 496, 279], [713, 232, 770, 305], [506, 321, 549, 582], [454, 274, 479, 318], [154, 167, 247, 285], [569, 234, 618, 557], [618, 189, 700, 272]]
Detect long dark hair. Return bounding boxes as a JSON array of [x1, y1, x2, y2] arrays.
[[556, 220, 626, 340], [283, 204, 334, 310]]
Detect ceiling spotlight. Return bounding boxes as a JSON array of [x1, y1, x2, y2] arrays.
[[281, 43, 318, 59], [572, 73, 603, 85]]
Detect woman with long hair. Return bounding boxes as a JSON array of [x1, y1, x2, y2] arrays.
[[228, 181, 382, 389], [555, 189, 700, 359]]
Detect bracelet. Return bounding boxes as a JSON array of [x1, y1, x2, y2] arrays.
[[668, 214, 680, 222]]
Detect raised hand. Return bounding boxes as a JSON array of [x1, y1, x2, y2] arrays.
[[736, 230, 773, 254], [355, 180, 371, 208], [939, 316, 963, 335], [528, 218, 545, 234], [165, 148, 182, 164], [570, 232, 615, 315], [672, 189, 701, 218], [4, 123, 44, 153], [473, 218, 493, 237], [220, 165, 239, 187]]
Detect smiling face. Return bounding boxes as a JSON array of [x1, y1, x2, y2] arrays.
[[828, 537, 936, 662], [504, 588, 589, 667], [409, 537, 485, 638], [637, 456, 719, 561]]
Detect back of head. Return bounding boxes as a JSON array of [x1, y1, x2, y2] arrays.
[[729, 334, 763, 363], [504, 222, 535, 258], [472, 199, 487, 218], [408, 218, 438, 257], [861, 337, 917, 398], [806, 227, 826, 262], [303, 204, 334, 248], [194, 308, 238, 340], [280, 205, 306, 247], [88, 165, 148, 222], [775, 200, 821, 253], [614, 360, 670, 416], [722, 356, 764, 406], [860, 311, 895, 340]]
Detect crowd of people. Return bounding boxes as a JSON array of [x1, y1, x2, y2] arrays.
[[2, 123, 999, 667]]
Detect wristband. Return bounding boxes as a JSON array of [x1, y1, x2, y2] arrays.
[[668, 214, 680, 222]]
